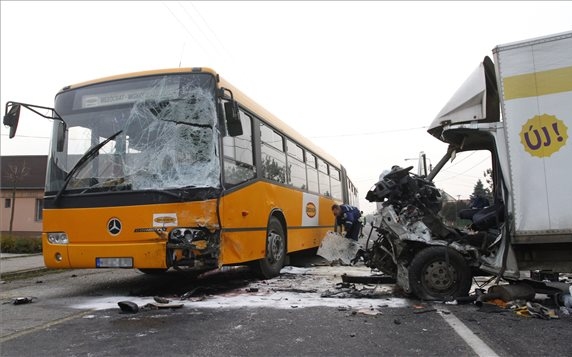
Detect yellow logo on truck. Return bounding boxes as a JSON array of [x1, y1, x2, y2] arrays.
[[520, 114, 568, 157], [306, 202, 317, 218]]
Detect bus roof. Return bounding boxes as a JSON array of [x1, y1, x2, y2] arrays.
[[60, 67, 341, 169]]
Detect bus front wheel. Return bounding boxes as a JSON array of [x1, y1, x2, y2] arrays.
[[256, 217, 286, 279]]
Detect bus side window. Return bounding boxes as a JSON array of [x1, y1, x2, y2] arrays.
[[330, 167, 342, 199], [260, 123, 287, 184], [306, 152, 319, 193], [317, 158, 330, 197], [223, 111, 255, 186], [286, 139, 307, 189]]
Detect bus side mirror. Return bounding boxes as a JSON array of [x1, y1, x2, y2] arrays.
[[3, 102, 21, 138], [224, 101, 243, 137]]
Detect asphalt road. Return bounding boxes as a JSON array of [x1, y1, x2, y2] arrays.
[[1, 255, 571, 357]]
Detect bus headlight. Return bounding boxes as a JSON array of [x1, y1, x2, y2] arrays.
[[47, 232, 69, 244]]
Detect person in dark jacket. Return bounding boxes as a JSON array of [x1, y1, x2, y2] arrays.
[[331, 204, 362, 241]]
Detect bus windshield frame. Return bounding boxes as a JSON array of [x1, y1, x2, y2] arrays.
[[46, 72, 220, 195]]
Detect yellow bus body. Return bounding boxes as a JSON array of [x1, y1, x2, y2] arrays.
[[35, 67, 353, 272], [219, 182, 337, 265], [43, 180, 337, 269], [42, 199, 218, 269]]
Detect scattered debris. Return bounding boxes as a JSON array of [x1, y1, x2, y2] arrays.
[[13, 297, 35, 305], [180, 287, 204, 299], [153, 296, 170, 304], [145, 302, 184, 309], [271, 287, 317, 294], [412, 307, 437, 314], [341, 273, 396, 285], [468, 282, 572, 319], [245, 288, 259, 293], [355, 307, 383, 316], [317, 232, 361, 265], [117, 300, 139, 313]]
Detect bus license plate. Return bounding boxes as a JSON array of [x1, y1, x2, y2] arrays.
[[96, 257, 133, 268]]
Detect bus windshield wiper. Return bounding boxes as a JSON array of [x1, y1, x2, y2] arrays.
[[54, 130, 123, 205]]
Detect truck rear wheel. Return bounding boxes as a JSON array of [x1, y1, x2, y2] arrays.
[[408, 246, 472, 300]]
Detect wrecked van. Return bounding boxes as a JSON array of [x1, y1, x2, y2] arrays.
[[363, 31, 572, 300]]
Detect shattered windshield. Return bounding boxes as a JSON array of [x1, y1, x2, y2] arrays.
[[46, 73, 220, 193]]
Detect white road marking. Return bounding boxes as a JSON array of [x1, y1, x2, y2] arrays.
[[438, 308, 500, 357]]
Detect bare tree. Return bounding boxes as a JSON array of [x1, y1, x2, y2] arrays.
[[4, 161, 31, 233]]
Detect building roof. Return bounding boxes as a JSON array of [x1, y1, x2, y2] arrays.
[[0, 155, 47, 189]]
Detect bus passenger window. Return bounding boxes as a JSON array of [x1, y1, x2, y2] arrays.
[[330, 168, 342, 199], [261, 123, 286, 184], [317, 159, 330, 196], [286, 140, 307, 189], [223, 111, 255, 186], [306, 152, 319, 193]]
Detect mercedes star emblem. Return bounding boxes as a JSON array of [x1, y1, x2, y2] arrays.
[[107, 218, 122, 236]]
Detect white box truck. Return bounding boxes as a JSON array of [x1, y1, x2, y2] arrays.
[[364, 31, 572, 300]]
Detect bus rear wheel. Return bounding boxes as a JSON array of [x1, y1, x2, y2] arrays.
[[256, 217, 286, 279]]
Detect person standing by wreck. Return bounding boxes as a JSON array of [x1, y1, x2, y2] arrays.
[[331, 204, 362, 241]]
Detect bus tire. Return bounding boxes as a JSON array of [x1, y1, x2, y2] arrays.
[[256, 217, 286, 279], [408, 246, 472, 301]]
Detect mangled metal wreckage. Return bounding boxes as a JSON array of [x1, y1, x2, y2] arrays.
[[361, 165, 502, 301], [359, 31, 572, 301]]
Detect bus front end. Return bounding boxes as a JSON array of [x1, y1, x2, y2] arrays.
[[41, 69, 224, 272]]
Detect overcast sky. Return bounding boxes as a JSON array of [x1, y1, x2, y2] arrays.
[[1, 1, 571, 213]]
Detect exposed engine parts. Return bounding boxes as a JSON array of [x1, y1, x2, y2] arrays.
[[360, 165, 505, 301]]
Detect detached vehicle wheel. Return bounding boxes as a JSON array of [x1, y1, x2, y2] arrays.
[[256, 217, 286, 279], [408, 246, 472, 300]]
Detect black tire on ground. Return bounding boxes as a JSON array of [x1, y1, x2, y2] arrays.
[[256, 217, 286, 279], [408, 246, 472, 301]]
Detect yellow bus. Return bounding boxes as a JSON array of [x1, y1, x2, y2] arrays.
[[3, 67, 358, 278]]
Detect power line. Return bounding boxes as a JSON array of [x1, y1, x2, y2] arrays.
[[437, 156, 489, 182], [310, 126, 428, 139], [186, 2, 234, 61], [161, 2, 210, 59], [445, 151, 476, 170]]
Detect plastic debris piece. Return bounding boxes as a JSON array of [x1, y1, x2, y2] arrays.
[[118, 300, 139, 313], [317, 232, 360, 265], [148, 302, 184, 309], [153, 296, 170, 304], [13, 297, 35, 305], [413, 308, 437, 314], [487, 298, 509, 309], [526, 302, 557, 320], [341, 274, 396, 284], [477, 302, 507, 314], [356, 308, 383, 316]]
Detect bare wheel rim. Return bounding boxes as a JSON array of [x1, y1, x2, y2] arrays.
[[422, 260, 456, 293], [267, 231, 284, 264]]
